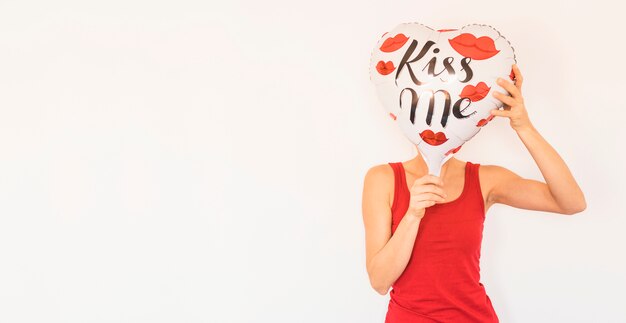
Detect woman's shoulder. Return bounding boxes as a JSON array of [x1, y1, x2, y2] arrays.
[[477, 163, 516, 178], [362, 162, 397, 208], [363, 162, 396, 182], [474, 163, 521, 200]]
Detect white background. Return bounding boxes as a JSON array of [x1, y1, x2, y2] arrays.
[[0, 0, 624, 322]]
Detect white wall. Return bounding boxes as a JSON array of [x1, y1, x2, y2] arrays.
[[0, 0, 624, 322]]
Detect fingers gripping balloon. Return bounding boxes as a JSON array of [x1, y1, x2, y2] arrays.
[[369, 23, 517, 176]]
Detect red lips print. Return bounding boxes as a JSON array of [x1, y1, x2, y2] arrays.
[[476, 114, 495, 127], [376, 61, 396, 75], [380, 33, 409, 52], [419, 129, 448, 146], [460, 82, 490, 102], [448, 33, 500, 60], [445, 144, 463, 156]]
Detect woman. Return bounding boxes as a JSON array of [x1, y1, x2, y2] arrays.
[[361, 65, 586, 322]]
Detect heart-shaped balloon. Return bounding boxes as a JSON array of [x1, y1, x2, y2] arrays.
[[369, 22, 517, 176]]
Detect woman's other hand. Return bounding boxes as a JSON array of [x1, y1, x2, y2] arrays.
[[407, 174, 447, 219]]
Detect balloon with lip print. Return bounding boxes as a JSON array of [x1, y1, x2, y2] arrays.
[[369, 23, 517, 176]]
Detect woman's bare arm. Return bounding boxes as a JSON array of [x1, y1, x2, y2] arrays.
[[482, 161, 585, 214], [362, 165, 420, 295], [361, 165, 445, 294], [487, 64, 586, 214]]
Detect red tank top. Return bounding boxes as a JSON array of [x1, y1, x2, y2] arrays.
[[385, 161, 499, 323]]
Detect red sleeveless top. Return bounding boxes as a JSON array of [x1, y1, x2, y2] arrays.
[[385, 161, 499, 323]]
